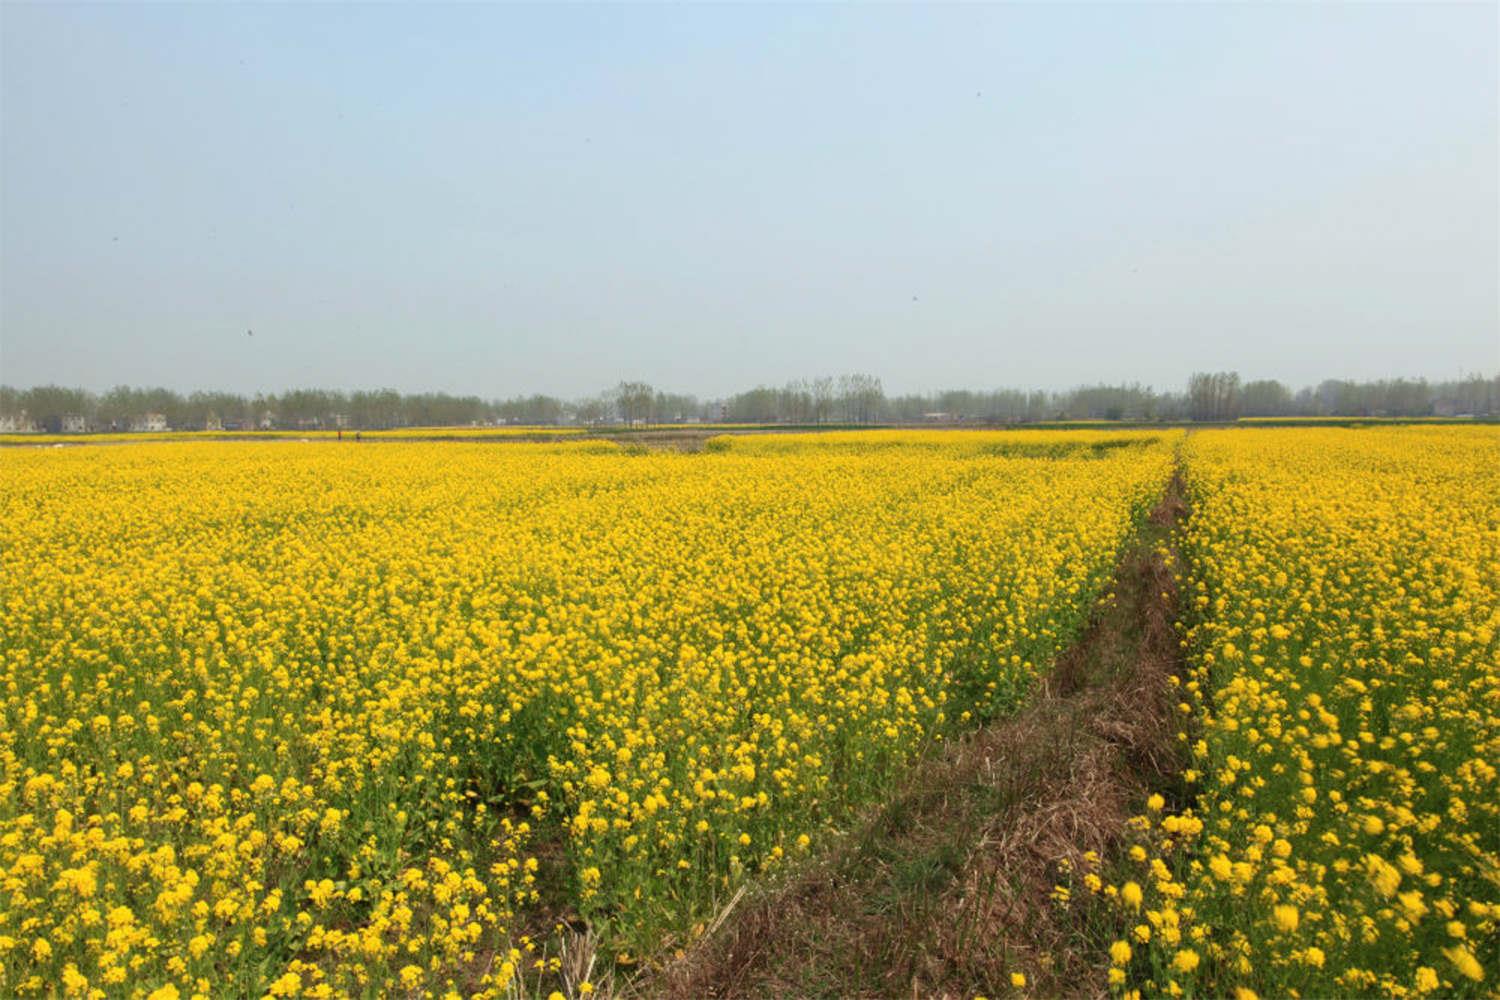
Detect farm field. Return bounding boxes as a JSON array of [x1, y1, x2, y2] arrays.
[[0, 430, 1175, 998], [6, 2, 1496, 996], [1112, 427, 1499, 998], [0, 427, 587, 447]]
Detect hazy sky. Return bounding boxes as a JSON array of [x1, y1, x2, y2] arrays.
[[2, 3, 1496, 398]]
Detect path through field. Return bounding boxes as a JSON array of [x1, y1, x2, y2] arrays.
[[654, 472, 1190, 1000]]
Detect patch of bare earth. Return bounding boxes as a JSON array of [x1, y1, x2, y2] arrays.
[[644, 471, 1190, 1000]]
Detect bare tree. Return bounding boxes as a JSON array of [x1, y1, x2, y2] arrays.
[[811, 377, 835, 424], [1187, 371, 1241, 421], [612, 381, 655, 426], [574, 396, 609, 425], [837, 373, 884, 423]]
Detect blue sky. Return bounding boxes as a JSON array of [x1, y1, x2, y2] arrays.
[[2, 3, 1496, 397]]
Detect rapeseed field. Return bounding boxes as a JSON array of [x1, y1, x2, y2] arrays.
[[1, 431, 1174, 998], [1111, 427, 1499, 998]]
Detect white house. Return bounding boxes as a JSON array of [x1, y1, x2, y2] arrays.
[[60, 414, 88, 434], [129, 413, 169, 432], [0, 412, 38, 433]]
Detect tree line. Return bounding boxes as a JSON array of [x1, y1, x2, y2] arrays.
[[2, 372, 1496, 431]]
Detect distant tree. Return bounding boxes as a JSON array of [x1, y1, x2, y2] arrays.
[[574, 395, 610, 426], [885, 393, 928, 422], [1061, 383, 1161, 421], [612, 382, 655, 426], [725, 386, 779, 423], [184, 391, 251, 428], [495, 394, 566, 424], [18, 385, 94, 430], [404, 391, 488, 427], [1442, 374, 1500, 415], [1240, 379, 1292, 417], [4, 369, 1494, 435], [811, 376, 836, 424], [836, 373, 884, 423], [1315, 379, 1363, 416], [652, 390, 701, 423], [275, 388, 346, 428], [1187, 372, 1241, 421], [97, 385, 138, 429], [1374, 378, 1432, 417]]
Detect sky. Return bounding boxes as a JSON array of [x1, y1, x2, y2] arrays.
[[2, 3, 1496, 399]]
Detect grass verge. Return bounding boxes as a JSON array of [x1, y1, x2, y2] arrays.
[[644, 470, 1190, 1000]]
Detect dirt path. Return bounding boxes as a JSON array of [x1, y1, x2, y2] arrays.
[[648, 470, 1190, 1000]]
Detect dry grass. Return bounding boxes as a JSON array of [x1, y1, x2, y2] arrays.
[[646, 472, 1190, 1000]]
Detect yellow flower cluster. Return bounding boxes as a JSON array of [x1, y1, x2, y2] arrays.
[[2, 431, 1174, 996], [1114, 427, 1499, 998]]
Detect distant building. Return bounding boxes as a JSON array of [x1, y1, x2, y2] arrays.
[[60, 414, 88, 434], [0, 412, 39, 433], [129, 413, 169, 432], [203, 415, 224, 431], [922, 412, 954, 422], [258, 411, 276, 430]]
